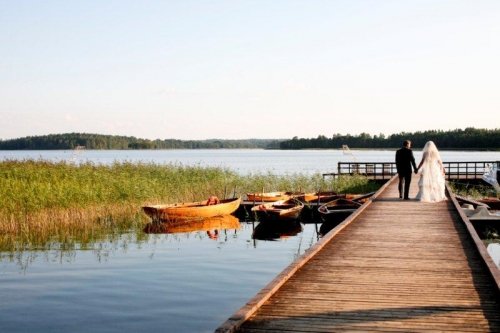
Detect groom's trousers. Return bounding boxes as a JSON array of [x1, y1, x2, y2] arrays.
[[398, 173, 412, 199]]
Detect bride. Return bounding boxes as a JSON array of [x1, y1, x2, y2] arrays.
[[416, 141, 447, 202]]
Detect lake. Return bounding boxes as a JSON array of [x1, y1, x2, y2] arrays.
[[0, 221, 321, 333], [0, 149, 499, 333], [1, 148, 499, 175]]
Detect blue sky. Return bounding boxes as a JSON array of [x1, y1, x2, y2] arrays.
[[1, 0, 499, 140]]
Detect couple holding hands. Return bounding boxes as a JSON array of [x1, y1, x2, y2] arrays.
[[396, 140, 447, 202]]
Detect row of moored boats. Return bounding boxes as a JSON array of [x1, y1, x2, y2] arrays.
[[142, 191, 375, 225]]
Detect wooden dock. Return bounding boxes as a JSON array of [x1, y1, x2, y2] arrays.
[[216, 176, 500, 332]]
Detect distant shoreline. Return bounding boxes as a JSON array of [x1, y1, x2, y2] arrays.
[[1, 147, 499, 151], [1, 128, 499, 150]]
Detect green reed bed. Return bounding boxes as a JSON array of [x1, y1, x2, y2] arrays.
[[0, 159, 380, 251]]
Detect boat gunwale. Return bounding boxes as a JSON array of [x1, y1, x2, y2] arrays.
[[246, 191, 292, 202]]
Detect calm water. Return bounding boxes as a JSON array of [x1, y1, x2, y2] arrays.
[[0, 221, 321, 333], [1, 148, 499, 175], [1, 149, 499, 333]]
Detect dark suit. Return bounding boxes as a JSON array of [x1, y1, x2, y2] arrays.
[[395, 147, 417, 199]]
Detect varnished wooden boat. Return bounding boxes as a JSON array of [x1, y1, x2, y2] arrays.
[[143, 215, 241, 234], [142, 197, 241, 222], [246, 192, 291, 202], [251, 199, 304, 222], [462, 205, 500, 221], [318, 198, 362, 224], [456, 195, 490, 209], [296, 191, 375, 204], [349, 191, 376, 203], [296, 191, 340, 203], [478, 197, 500, 210]]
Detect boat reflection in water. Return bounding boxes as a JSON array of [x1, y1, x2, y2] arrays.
[[252, 220, 303, 241], [143, 215, 241, 239], [318, 220, 344, 237]]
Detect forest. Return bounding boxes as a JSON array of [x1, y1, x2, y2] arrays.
[[279, 128, 500, 150], [0, 128, 498, 150], [0, 133, 283, 150]]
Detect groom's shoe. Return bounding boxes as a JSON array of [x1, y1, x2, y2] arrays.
[[404, 197, 410, 200]]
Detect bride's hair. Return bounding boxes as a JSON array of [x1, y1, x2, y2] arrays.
[[423, 141, 441, 162]]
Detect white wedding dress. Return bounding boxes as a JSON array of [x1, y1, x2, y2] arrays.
[[416, 142, 447, 202]]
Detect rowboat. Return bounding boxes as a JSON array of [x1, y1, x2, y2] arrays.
[[142, 197, 241, 222], [251, 199, 304, 222], [143, 215, 241, 234], [461, 204, 500, 240], [246, 192, 291, 202], [318, 198, 362, 224], [478, 197, 500, 210], [295, 191, 340, 204], [462, 205, 500, 221], [348, 191, 376, 203], [296, 191, 375, 204], [456, 195, 490, 209]]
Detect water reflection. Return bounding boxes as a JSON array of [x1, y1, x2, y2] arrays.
[[0, 213, 322, 272], [318, 220, 343, 236], [0, 231, 150, 273], [0, 221, 321, 333], [143, 215, 241, 235], [252, 221, 303, 241]]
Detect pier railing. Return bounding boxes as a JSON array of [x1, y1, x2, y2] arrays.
[[323, 161, 499, 181]]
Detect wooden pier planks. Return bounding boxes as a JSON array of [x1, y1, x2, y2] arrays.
[[216, 176, 500, 332]]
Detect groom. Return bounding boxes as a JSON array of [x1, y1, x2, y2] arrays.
[[395, 140, 418, 200]]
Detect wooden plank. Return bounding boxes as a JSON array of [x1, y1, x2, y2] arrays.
[[215, 176, 500, 333]]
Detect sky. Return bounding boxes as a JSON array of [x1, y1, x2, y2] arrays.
[[1, 0, 499, 140]]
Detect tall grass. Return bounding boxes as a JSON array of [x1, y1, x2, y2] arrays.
[[448, 181, 498, 199], [0, 159, 380, 251]]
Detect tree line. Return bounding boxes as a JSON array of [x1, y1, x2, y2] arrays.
[[0, 128, 498, 150], [0, 133, 283, 150], [279, 128, 500, 150]]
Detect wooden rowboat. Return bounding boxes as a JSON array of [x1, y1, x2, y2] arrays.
[[348, 191, 376, 203], [143, 215, 241, 234], [246, 192, 291, 202], [296, 191, 374, 204], [251, 199, 304, 222], [296, 191, 341, 204], [318, 198, 362, 224], [478, 197, 500, 210], [142, 197, 241, 222]]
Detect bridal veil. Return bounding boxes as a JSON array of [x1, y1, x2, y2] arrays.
[[416, 141, 447, 202]]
